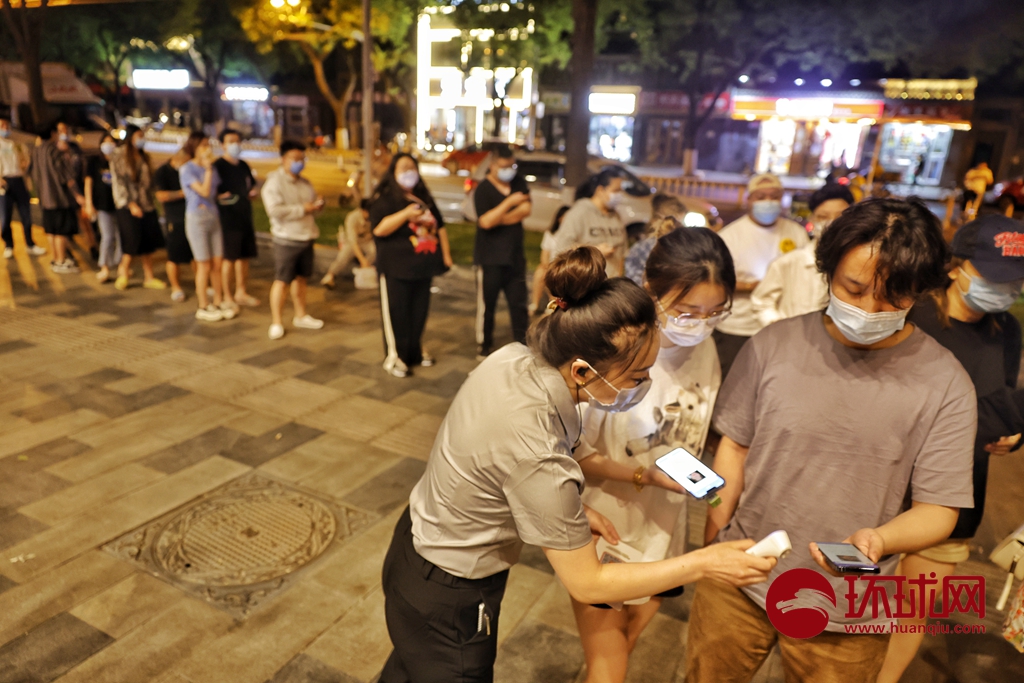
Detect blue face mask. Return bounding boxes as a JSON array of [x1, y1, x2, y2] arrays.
[[225, 142, 242, 159], [290, 159, 305, 175], [133, 138, 146, 151], [496, 166, 517, 183], [826, 292, 908, 346], [958, 269, 1023, 313], [0, 129, 9, 139], [751, 199, 782, 225]]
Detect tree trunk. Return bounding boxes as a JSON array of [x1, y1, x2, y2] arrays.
[[565, 0, 596, 188], [301, 42, 345, 146], [682, 110, 699, 176], [1, 3, 49, 133]]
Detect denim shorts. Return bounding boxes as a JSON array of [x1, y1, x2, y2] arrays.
[[184, 207, 223, 262]]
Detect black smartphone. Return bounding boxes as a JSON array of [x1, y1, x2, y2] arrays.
[[816, 543, 881, 574]]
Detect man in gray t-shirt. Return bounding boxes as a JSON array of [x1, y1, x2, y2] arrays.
[[685, 198, 977, 683]]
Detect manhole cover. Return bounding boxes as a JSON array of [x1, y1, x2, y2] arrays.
[[103, 473, 375, 618]]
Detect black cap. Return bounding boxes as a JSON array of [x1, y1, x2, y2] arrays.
[[950, 216, 1024, 283]]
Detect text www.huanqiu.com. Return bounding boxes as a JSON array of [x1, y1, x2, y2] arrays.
[[843, 623, 987, 635]]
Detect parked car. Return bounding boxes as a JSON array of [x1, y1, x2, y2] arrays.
[[460, 151, 722, 234], [442, 141, 518, 175]]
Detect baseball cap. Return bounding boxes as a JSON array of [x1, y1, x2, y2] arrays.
[[747, 173, 783, 194], [951, 215, 1024, 283]]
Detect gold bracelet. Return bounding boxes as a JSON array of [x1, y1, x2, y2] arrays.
[[634, 466, 646, 492]]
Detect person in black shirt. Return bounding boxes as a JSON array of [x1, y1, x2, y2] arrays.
[[214, 130, 260, 308], [472, 145, 532, 359], [370, 153, 452, 378], [83, 134, 120, 282], [153, 135, 199, 303], [879, 215, 1024, 683]]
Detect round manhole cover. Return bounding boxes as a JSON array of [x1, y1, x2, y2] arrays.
[[152, 486, 336, 586]]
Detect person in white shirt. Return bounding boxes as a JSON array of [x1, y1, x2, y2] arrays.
[[0, 118, 44, 259], [572, 226, 735, 683], [751, 184, 854, 327], [713, 173, 808, 377], [549, 168, 628, 276], [261, 140, 325, 340]]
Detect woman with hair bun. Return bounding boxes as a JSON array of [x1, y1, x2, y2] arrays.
[[572, 226, 736, 683], [378, 246, 774, 683]]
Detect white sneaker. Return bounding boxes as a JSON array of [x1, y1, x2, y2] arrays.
[[27, 245, 47, 256], [292, 314, 324, 330], [219, 301, 239, 320], [268, 324, 285, 340], [383, 357, 410, 378], [61, 258, 80, 273], [195, 305, 224, 322]]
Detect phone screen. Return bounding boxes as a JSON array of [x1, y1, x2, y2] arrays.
[[655, 447, 725, 499], [815, 543, 880, 573]]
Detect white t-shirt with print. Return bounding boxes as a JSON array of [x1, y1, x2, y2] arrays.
[[576, 337, 721, 564], [716, 214, 809, 337]]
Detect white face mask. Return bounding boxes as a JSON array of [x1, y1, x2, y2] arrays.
[[100, 142, 116, 156], [225, 142, 242, 158], [578, 360, 652, 413], [656, 299, 722, 346], [811, 219, 833, 238], [496, 166, 517, 183], [396, 169, 420, 190], [826, 292, 908, 345], [606, 191, 624, 209]]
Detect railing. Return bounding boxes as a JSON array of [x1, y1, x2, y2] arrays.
[[640, 176, 749, 205]]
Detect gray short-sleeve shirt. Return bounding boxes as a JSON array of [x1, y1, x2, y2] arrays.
[[409, 344, 592, 579], [714, 312, 976, 631]]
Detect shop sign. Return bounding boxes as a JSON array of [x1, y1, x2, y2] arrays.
[[637, 91, 731, 115], [732, 96, 884, 120], [883, 101, 972, 123]]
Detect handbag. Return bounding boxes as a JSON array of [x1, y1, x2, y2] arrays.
[[353, 266, 379, 290], [989, 520, 1024, 610]]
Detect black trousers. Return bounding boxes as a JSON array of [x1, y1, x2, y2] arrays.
[[380, 274, 433, 368], [475, 263, 529, 351], [380, 508, 509, 683], [712, 329, 751, 383], [0, 177, 35, 248]]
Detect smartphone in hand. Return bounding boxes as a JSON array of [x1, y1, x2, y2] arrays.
[[815, 543, 881, 574], [655, 447, 726, 501]]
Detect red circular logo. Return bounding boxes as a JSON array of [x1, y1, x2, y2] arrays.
[[765, 568, 837, 639]]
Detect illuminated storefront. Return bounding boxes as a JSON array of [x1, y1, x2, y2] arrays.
[[874, 79, 975, 186], [415, 10, 536, 152], [731, 91, 885, 177], [587, 87, 640, 163]]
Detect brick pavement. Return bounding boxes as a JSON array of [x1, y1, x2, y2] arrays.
[[0, 227, 1022, 682]]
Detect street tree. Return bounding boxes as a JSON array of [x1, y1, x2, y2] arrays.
[[238, 0, 415, 147], [1, 0, 51, 131], [163, 0, 263, 129]]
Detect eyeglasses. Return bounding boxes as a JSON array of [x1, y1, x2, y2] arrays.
[[657, 299, 732, 328]]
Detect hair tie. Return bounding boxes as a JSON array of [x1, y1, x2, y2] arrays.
[[547, 297, 569, 312]]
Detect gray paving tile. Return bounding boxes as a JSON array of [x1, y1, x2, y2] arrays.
[[0, 438, 90, 474], [36, 368, 133, 397], [493, 621, 584, 683], [340, 457, 426, 515], [222, 422, 325, 468], [297, 358, 382, 385], [242, 346, 318, 368], [142, 426, 248, 474], [0, 339, 34, 355], [0, 574, 17, 596], [264, 653, 360, 683], [0, 509, 50, 552], [416, 370, 471, 400], [0, 469, 70, 510], [0, 612, 113, 682]]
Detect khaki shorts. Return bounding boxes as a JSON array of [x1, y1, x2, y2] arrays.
[[909, 538, 971, 564]]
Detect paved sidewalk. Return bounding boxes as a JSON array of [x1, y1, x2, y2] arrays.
[[0, 229, 1022, 682]]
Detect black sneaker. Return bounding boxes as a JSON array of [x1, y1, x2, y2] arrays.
[[475, 346, 491, 362]]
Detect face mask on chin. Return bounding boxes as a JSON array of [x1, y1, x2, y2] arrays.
[[825, 292, 908, 345], [578, 360, 652, 413]]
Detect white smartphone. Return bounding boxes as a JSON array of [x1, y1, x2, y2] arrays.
[[655, 447, 726, 500]]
